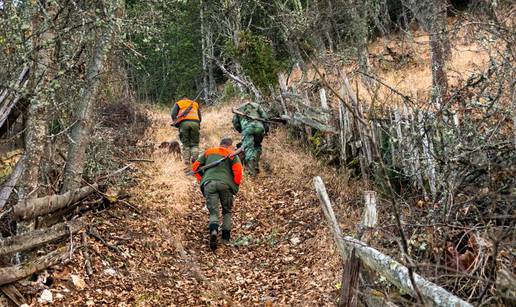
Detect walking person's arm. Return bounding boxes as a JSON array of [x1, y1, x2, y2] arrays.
[[170, 103, 179, 122], [192, 154, 207, 182], [231, 156, 243, 185]]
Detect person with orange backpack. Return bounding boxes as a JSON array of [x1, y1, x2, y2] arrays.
[[170, 96, 202, 166], [191, 137, 244, 251]]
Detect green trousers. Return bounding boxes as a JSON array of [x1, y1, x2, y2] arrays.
[[179, 120, 200, 163], [242, 122, 265, 164], [204, 181, 234, 231]]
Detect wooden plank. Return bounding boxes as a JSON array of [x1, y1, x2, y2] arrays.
[[314, 176, 473, 307], [0, 157, 24, 211], [0, 217, 86, 255], [0, 245, 70, 286], [417, 112, 437, 200], [0, 284, 27, 306]]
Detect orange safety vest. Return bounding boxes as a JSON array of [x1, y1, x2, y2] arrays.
[[176, 99, 200, 123]]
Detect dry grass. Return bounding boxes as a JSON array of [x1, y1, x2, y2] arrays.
[[286, 22, 491, 109]]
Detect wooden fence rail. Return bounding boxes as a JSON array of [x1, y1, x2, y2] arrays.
[[313, 176, 473, 307]]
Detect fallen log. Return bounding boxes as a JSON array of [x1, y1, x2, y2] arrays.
[[13, 184, 98, 220], [0, 245, 70, 286], [0, 217, 86, 255], [314, 176, 473, 307]]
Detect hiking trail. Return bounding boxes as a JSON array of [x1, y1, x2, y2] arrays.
[[54, 102, 359, 305]]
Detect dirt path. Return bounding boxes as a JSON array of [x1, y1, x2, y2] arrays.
[[52, 103, 355, 306]]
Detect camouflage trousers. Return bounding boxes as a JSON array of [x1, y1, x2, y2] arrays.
[[204, 181, 234, 231], [179, 121, 200, 164], [242, 123, 265, 174]]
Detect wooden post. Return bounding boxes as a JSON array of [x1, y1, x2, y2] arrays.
[[394, 108, 403, 165], [418, 112, 437, 200], [277, 73, 288, 116], [338, 102, 349, 163], [362, 191, 377, 229], [340, 190, 378, 307], [409, 112, 428, 200], [319, 88, 329, 110]]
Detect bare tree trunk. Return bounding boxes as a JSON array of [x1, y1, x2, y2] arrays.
[[207, 27, 216, 97], [403, 0, 449, 106], [61, 0, 123, 192], [200, 0, 209, 103], [17, 1, 57, 237], [438, 0, 452, 59], [429, 31, 448, 107]]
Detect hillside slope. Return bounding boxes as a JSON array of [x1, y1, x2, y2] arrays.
[[46, 101, 357, 306]]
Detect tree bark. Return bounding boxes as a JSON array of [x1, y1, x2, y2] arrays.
[[200, 0, 209, 103], [403, 0, 449, 106], [17, 1, 57, 237], [13, 184, 97, 220], [0, 245, 70, 286], [0, 217, 86, 255], [61, 0, 124, 192]]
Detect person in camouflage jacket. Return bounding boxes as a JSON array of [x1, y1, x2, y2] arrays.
[[232, 100, 268, 177]]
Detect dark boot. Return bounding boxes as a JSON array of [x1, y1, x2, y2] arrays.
[[221, 230, 231, 244], [209, 224, 218, 251]]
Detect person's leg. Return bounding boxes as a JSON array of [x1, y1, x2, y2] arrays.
[[242, 128, 257, 176], [179, 122, 191, 164], [190, 121, 200, 163], [218, 182, 234, 242], [253, 129, 265, 173], [204, 181, 220, 251]]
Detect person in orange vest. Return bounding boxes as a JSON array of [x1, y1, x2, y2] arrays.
[[192, 137, 243, 251], [171, 96, 202, 165]]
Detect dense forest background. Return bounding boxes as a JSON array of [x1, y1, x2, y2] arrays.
[[0, 0, 514, 305]]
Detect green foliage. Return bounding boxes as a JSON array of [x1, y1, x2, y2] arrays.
[[126, 0, 202, 104], [225, 31, 283, 95], [221, 80, 239, 101]]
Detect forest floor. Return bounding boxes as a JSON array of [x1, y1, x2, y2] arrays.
[[42, 101, 361, 306]]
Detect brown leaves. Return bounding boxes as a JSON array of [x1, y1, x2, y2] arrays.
[[444, 234, 479, 273]]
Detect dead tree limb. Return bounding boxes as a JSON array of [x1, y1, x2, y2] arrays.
[[0, 157, 25, 211], [0, 245, 70, 286], [0, 217, 86, 255], [13, 184, 98, 220], [313, 176, 473, 307], [211, 56, 262, 100], [81, 232, 93, 275], [87, 226, 123, 255]]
